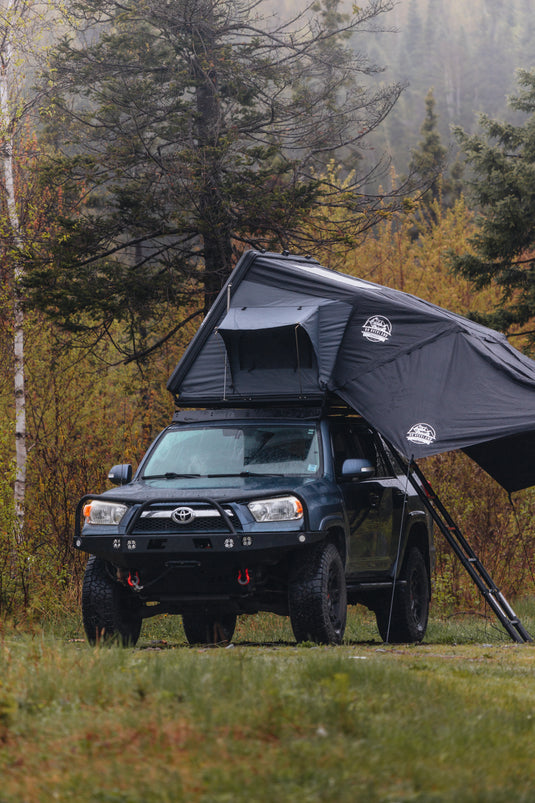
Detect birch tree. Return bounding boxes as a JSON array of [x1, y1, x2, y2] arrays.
[[0, 0, 58, 537]]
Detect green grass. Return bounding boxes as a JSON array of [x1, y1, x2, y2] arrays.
[[1, 604, 535, 802]]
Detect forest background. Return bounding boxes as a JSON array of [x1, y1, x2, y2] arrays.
[[1, 0, 534, 626]]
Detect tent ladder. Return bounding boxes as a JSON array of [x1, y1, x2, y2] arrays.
[[406, 458, 532, 644]]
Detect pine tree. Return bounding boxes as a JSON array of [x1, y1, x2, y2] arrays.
[[409, 89, 446, 201], [24, 0, 406, 362], [451, 69, 535, 342], [409, 88, 462, 216]]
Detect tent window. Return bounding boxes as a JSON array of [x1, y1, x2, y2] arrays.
[[237, 326, 315, 372]]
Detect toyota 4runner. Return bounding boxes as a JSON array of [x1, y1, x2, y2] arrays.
[[74, 405, 434, 646]]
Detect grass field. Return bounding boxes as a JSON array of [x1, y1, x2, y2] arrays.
[[1, 603, 535, 802]]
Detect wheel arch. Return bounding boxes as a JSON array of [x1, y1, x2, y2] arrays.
[[324, 523, 348, 566]]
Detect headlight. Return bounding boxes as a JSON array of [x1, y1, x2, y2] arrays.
[[247, 496, 303, 523], [83, 500, 128, 526]]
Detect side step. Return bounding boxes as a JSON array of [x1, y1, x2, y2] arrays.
[[395, 452, 532, 643]]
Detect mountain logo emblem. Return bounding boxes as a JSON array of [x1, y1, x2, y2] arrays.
[[406, 423, 437, 446], [362, 315, 392, 343]]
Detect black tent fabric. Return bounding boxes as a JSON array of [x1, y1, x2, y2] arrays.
[[167, 250, 535, 492]]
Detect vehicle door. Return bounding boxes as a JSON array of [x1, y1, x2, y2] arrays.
[[331, 421, 403, 576]]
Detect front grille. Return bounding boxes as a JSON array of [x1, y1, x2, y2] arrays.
[[132, 504, 240, 534], [135, 516, 232, 533]]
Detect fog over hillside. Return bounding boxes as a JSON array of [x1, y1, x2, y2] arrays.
[[269, 0, 535, 176]]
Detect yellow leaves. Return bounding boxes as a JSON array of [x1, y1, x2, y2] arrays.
[[401, 196, 418, 214], [300, 157, 496, 317]]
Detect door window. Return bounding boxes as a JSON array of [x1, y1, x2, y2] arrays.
[[331, 421, 391, 478]]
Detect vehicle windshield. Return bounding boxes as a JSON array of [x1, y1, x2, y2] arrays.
[[142, 423, 321, 479]]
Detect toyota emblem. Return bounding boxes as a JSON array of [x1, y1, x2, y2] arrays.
[[171, 506, 196, 525]]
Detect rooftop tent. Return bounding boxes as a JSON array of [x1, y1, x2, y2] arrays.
[[216, 301, 353, 396], [168, 250, 535, 493]]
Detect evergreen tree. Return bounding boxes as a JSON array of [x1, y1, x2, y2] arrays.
[[409, 88, 462, 215], [24, 0, 405, 362], [451, 69, 535, 341], [409, 89, 446, 201]]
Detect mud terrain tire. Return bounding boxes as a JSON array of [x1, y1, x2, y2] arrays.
[[375, 546, 429, 643], [288, 542, 347, 645], [182, 612, 237, 646], [82, 556, 142, 646]]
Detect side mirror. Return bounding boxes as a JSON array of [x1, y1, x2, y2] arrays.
[[108, 464, 133, 486], [341, 458, 375, 480]]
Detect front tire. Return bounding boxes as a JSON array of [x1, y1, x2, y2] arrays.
[[375, 546, 429, 643], [288, 542, 347, 645], [82, 556, 142, 646], [182, 611, 237, 646]]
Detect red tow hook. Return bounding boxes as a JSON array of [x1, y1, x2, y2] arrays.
[[127, 571, 143, 591], [237, 568, 251, 586]]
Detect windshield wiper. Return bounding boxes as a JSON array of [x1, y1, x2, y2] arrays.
[[143, 472, 201, 480], [143, 471, 286, 480], [206, 471, 285, 478]]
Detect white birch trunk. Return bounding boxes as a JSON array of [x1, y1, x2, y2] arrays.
[[0, 4, 26, 540]]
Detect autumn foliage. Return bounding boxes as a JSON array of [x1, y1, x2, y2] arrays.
[[0, 154, 534, 622]]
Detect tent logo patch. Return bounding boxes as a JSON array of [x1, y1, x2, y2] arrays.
[[362, 315, 392, 343], [406, 423, 436, 446]]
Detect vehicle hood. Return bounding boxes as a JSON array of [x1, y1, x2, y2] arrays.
[[97, 475, 328, 505]]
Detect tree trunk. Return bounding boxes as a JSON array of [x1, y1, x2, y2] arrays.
[[193, 3, 234, 311], [0, 19, 27, 540], [200, 172, 234, 312], [13, 293, 26, 538]]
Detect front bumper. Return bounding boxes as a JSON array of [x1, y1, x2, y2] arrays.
[[73, 493, 324, 570], [74, 528, 324, 569]]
